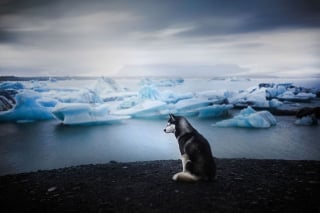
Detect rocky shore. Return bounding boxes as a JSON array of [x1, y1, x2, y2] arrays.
[[1, 158, 319, 213]]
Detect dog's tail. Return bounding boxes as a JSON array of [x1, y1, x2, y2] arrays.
[[172, 172, 200, 182]]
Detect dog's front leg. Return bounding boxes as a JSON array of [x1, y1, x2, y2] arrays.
[[181, 154, 191, 172]]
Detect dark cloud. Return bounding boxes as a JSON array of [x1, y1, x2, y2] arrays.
[[0, 0, 319, 76], [1, 0, 319, 37]]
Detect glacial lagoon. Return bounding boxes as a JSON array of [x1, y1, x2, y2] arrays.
[[0, 77, 319, 175]]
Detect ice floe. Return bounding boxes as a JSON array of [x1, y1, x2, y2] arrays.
[[294, 115, 318, 126], [198, 104, 233, 118], [214, 106, 277, 128], [52, 103, 130, 125], [0, 91, 53, 122]]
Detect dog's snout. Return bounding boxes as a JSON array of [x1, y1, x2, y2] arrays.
[[163, 129, 166, 133]]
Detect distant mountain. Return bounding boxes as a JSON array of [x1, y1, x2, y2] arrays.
[[116, 64, 249, 77]]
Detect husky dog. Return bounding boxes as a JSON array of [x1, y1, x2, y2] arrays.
[[164, 114, 216, 182]]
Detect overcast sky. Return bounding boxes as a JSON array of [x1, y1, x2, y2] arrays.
[[0, 0, 319, 77]]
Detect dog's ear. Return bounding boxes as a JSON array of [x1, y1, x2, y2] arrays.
[[169, 113, 175, 122]]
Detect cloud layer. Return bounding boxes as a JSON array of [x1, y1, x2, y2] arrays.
[[0, 0, 319, 77]]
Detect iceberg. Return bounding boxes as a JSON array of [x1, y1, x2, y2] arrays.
[[112, 100, 167, 118], [37, 98, 59, 108], [277, 91, 315, 103], [197, 90, 235, 100], [138, 85, 160, 100], [214, 106, 277, 128], [294, 115, 318, 126], [266, 86, 287, 99], [0, 91, 54, 122], [198, 104, 233, 118], [139, 78, 184, 87], [52, 103, 130, 125], [269, 99, 283, 108], [172, 98, 213, 116], [0, 82, 24, 90], [91, 77, 125, 102], [228, 87, 269, 109], [160, 90, 193, 104]]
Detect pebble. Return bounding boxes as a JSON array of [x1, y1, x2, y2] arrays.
[[233, 177, 243, 181], [48, 186, 57, 192]]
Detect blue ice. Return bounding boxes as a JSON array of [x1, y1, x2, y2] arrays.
[[214, 106, 277, 128], [52, 103, 130, 125], [0, 92, 54, 122], [198, 104, 233, 118], [0, 82, 24, 90]]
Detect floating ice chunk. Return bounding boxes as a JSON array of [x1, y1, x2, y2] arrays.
[[231, 87, 270, 108], [52, 103, 129, 125], [94, 77, 124, 93], [277, 91, 315, 102], [103, 91, 137, 102], [160, 90, 193, 104], [139, 78, 184, 87], [0, 91, 53, 122], [37, 98, 59, 108], [117, 97, 140, 109], [138, 86, 160, 100], [0, 82, 24, 90], [173, 98, 213, 116], [239, 106, 256, 115], [92, 77, 124, 102], [296, 92, 316, 98], [174, 99, 212, 111], [269, 99, 283, 108], [198, 104, 233, 118], [112, 100, 167, 118], [214, 106, 276, 128], [266, 86, 286, 99], [246, 88, 268, 106], [197, 90, 234, 100], [294, 115, 318, 126]]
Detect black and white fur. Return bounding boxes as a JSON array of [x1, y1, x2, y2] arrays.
[[164, 114, 216, 182]]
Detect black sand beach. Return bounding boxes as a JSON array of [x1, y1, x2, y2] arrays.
[[1, 158, 319, 213]]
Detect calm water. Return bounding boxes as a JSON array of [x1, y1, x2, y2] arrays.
[[1, 115, 320, 175]]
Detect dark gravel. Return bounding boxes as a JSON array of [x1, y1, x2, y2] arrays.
[[0, 158, 319, 213]]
